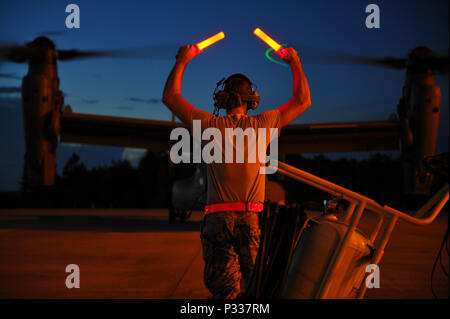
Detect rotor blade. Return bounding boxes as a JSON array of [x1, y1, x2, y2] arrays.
[[355, 56, 407, 69], [57, 49, 118, 61], [2, 42, 181, 62], [0, 72, 21, 79], [423, 56, 449, 74], [57, 44, 181, 61], [33, 30, 66, 37], [0, 44, 34, 63], [118, 44, 181, 59], [290, 43, 407, 69]]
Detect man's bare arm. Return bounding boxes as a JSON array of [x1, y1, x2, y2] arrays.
[[162, 45, 211, 125], [277, 48, 311, 127]]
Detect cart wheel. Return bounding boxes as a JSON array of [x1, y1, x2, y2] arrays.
[[169, 207, 176, 224], [180, 209, 188, 223]]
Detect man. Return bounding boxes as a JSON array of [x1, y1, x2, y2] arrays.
[[162, 44, 311, 299]]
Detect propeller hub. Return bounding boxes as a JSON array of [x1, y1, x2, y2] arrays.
[[407, 46, 448, 74], [26, 36, 56, 50]]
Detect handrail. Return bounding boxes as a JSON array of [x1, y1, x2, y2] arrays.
[[272, 160, 449, 225], [270, 159, 448, 299]]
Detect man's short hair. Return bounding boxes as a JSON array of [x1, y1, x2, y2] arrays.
[[224, 76, 252, 95], [224, 74, 253, 109]]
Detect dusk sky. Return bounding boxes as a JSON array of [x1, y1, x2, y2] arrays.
[[0, 0, 448, 191]]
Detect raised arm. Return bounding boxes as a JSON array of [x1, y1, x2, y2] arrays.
[[162, 45, 211, 125], [277, 48, 311, 127]]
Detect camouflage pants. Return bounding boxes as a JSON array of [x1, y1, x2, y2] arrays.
[[200, 211, 261, 299]]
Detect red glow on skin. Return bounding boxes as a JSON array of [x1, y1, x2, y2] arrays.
[[276, 47, 287, 59]]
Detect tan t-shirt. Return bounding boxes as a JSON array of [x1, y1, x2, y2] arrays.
[[191, 110, 281, 205]]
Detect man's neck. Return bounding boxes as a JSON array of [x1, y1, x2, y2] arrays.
[[227, 106, 247, 116]]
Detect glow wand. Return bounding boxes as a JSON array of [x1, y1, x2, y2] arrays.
[[253, 28, 286, 57], [195, 32, 225, 52]]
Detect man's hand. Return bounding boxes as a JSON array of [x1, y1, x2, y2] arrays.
[[276, 47, 311, 127], [162, 44, 212, 125], [278, 47, 301, 66], [175, 45, 201, 65]]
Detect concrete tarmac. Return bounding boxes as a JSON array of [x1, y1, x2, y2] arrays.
[[0, 208, 447, 299]]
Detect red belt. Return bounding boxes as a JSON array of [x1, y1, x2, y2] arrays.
[[204, 202, 264, 215]]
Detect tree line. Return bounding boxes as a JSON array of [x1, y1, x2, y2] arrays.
[[0, 151, 445, 210]]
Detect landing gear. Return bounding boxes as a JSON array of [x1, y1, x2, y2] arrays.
[[169, 206, 176, 224], [169, 207, 192, 223]]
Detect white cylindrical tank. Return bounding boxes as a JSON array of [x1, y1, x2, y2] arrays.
[[281, 217, 373, 299]]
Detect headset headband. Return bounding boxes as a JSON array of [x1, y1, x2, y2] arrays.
[[224, 73, 254, 88]]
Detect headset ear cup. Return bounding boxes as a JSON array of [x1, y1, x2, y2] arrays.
[[250, 91, 260, 110], [214, 91, 229, 110]]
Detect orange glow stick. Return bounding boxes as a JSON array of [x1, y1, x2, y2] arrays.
[[253, 28, 282, 52], [195, 32, 225, 51]]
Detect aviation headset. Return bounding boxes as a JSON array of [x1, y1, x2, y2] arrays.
[[213, 73, 260, 116]]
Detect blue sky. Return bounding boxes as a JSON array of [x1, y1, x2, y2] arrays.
[[0, 0, 448, 191]]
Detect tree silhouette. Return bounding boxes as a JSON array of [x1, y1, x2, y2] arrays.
[[4, 151, 446, 210]]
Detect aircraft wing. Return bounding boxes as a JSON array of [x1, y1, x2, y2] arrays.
[[60, 111, 184, 151], [60, 111, 401, 153], [279, 121, 401, 153]]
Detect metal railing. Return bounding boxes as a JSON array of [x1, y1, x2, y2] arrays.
[[270, 160, 449, 299]]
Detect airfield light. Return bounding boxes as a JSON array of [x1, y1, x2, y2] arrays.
[[195, 32, 225, 51]]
